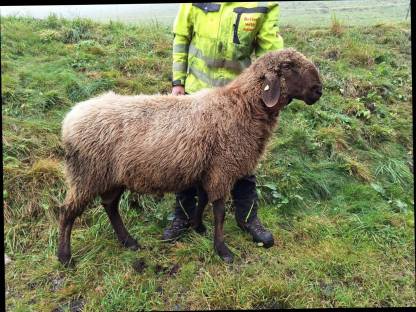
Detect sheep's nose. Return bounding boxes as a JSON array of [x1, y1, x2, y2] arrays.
[[305, 83, 323, 105], [312, 84, 322, 97]]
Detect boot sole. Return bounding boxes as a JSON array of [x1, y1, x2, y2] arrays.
[[253, 237, 274, 248]]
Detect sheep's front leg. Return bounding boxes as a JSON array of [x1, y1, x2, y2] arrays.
[[213, 199, 234, 263]]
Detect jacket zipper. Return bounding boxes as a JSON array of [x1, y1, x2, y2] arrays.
[[233, 13, 243, 44]]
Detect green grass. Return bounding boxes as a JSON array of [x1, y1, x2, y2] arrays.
[[280, 0, 410, 28], [2, 15, 414, 310]]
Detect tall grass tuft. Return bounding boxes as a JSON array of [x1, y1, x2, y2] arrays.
[[330, 13, 345, 36]]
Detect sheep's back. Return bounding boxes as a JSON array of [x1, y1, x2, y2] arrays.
[[62, 91, 216, 194]]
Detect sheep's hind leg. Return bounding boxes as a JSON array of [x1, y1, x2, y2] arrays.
[[101, 187, 140, 250], [213, 199, 234, 263], [191, 186, 208, 234], [58, 194, 88, 266]]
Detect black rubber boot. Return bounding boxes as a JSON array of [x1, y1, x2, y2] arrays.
[[162, 217, 190, 241], [238, 217, 274, 248], [162, 186, 197, 241], [232, 175, 275, 248]]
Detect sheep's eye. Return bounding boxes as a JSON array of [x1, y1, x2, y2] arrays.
[[281, 62, 293, 70]]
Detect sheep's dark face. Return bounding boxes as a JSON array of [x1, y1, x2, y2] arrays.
[[258, 49, 322, 108], [282, 59, 322, 105]]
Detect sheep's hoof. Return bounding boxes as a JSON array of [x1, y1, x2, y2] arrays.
[[215, 243, 234, 263], [58, 253, 75, 268], [193, 222, 207, 234], [221, 253, 234, 264], [122, 238, 141, 251]]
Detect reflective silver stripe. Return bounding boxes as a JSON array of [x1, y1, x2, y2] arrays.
[[173, 62, 187, 72], [189, 43, 251, 72], [178, 200, 190, 220], [245, 201, 255, 223], [173, 44, 189, 53], [188, 65, 232, 87]]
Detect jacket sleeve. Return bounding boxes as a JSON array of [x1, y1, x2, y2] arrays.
[[172, 4, 193, 86], [255, 2, 284, 57]]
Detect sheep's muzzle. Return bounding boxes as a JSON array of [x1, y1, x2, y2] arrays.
[[304, 83, 323, 105]]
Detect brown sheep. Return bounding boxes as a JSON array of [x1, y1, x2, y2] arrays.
[[58, 48, 322, 265]]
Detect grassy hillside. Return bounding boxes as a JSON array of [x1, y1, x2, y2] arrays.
[[2, 15, 414, 310]]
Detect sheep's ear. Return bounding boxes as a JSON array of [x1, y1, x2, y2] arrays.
[[261, 74, 281, 108]]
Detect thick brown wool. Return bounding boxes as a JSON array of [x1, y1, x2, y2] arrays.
[[58, 48, 322, 264]]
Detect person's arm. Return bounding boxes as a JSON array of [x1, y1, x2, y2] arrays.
[[172, 4, 193, 95], [255, 2, 284, 57]]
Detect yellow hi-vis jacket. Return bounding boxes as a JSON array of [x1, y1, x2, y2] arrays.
[[172, 2, 284, 94]]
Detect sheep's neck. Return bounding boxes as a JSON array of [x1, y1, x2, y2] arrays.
[[249, 100, 280, 157], [226, 87, 280, 160]]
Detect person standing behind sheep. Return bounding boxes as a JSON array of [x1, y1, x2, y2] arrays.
[[164, 2, 284, 248]]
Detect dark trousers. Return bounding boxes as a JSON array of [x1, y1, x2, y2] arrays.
[[174, 175, 258, 224]]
